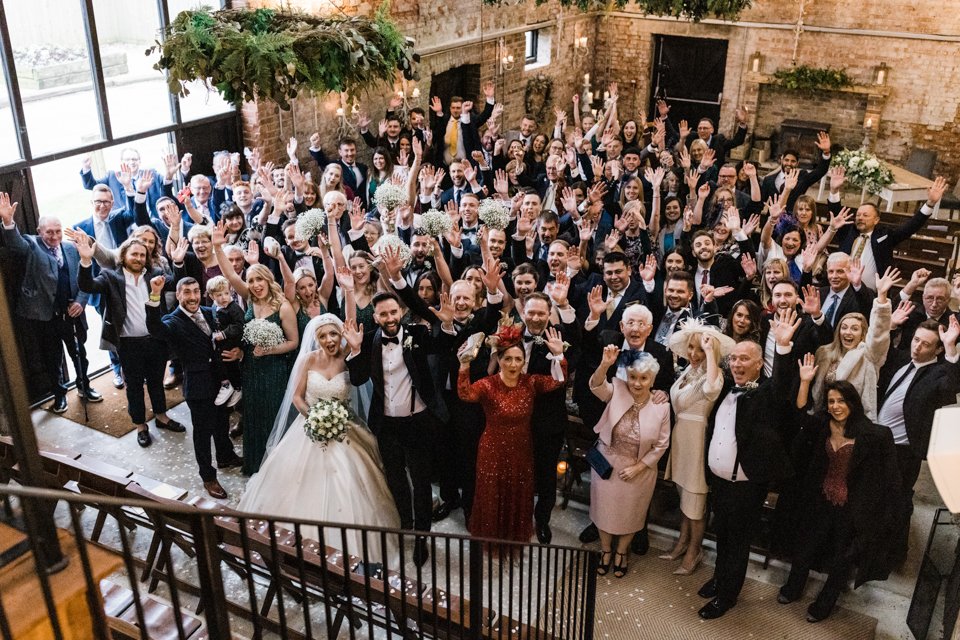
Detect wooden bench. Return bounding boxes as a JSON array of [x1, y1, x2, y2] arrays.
[[102, 578, 204, 640]]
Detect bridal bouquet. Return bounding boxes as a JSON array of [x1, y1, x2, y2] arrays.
[[372, 233, 413, 267], [242, 318, 285, 348], [372, 182, 408, 212], [478, 198, 511, 230], [295, 208, 327, 241], [831, 149, 894, 195], [303, 397, 350, 446], [419, 208, 452, 237]]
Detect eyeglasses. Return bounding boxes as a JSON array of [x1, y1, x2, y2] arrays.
[[622, 320, 649, 328], [93, 200, 113, 206]]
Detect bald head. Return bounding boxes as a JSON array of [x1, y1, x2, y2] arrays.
[[728, 340, 763, 385]]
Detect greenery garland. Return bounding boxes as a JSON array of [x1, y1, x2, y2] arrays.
[[148, 3, 417, 110], [772, 65, 854, 93], [482, 0, 751, 21]]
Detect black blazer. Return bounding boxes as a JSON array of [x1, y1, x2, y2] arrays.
[[877, 349, 960, 458], [705, 346, 800, 485], [526, 317, 581, 439], [760, 151, 830, 213], [691, 253, 747, 317], [347, 324, 452, 429], [759, 309, 833, 365], [892, 309, 955, 351], [683, 126, 747, 166], [818, 284, 875, 329], [308, 149, 369, 207], [146, 304, 220, 401], [573, 277, 651, 331], [78, 264, 167, 351], [830, 198, 933, 277]]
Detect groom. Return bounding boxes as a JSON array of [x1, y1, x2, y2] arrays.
[[345, 292, 452, 566]]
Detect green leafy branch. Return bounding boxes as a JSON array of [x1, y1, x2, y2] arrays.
[[481, 0, 752, 21], [148, 3, 417, 110], [772, 65, 854, 93]]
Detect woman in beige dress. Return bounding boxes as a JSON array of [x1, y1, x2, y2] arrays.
[[589, 346, 671, 579], [662, 320, 734, 575]]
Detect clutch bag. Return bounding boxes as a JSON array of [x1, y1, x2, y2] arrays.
[[586, 441, 613, 480]]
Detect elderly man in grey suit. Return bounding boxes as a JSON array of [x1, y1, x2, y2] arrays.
[[0, 193, 102, 412]]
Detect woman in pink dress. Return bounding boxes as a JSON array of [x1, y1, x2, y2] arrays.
[[588, 345, 671, 578]]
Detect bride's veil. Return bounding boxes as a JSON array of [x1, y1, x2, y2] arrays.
[[263, 313, 364, 457]]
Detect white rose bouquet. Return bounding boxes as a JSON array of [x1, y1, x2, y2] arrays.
[[831, 149, 894, 195], [242, 318, 285, 349], [372, 183, 408, 212], [372, 233, 413, 268], [419, 209, 452, 237], [295, 208, 327, 241], [478, 198, 512, 230], [303, 397, 350, 446]]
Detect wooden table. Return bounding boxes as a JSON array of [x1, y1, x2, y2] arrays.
[[818, 164, 941, 216]]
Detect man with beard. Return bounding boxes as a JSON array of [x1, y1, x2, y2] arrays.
[[77, 234, 188, 447], [688, 230, 746, 317], [402, 229, 436, 287], [650, 270, 720, 347], [576, 302, 674, 551], [382, 248, 505, 523], [438, 160, 481, 209], [345, 291, 455, 566], [760, 280, 832, 377], [759, 132, 831, 213]]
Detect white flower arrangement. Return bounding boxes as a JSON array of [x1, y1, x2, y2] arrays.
[[419, 209, 452, 237], [242, 318, 285, 348], [295, 208, 327, 241], [831, 149, 894, 195], [372, 182, 409, 212], [478, 198, 512, 230], [372, 233, 413, 268], [303, 397, 350, 447]]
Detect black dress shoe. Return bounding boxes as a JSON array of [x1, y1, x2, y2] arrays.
[[80, 387, 103, 402], [137, 430, 152, 448], [805, 590, 838, 623], [697, 578, 718, 599], [698, 597, 734, 620], [218, 456, 243, 470], [156, 418, 186, 433], [413, 536, 429, 567], [631, 528, 649, 555], [203, 480, 228, 499], [51, 396, 68, 414], [536, 522, 552, 545], [777, 584, 802, 604], [432, 498, 460, 522], [229, 422, 243, 438], [578, 523, 599, 544]]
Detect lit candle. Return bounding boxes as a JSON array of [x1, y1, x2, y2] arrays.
[[584, 73, 590, 85], [411, 87, 420, 98], [557, 460, 568, 475], [586, 91, 594, 103], [604, 91, 610, 101], [865, 117, 873, 129], [877, 68, 886, 85], [336, 107, 344, 117]]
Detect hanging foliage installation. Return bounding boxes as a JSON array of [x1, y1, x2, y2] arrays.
[[481, 0, 751, 21], [149, 3, 418, 110]]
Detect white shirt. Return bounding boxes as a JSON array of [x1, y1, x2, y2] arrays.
[[876, 358, 936, 445], [120, 268, 150, 338], [381, 326, 426, 418], [94, 218, 116, 250], [708, 390, 749, 481], [824, 286, 848, 325]]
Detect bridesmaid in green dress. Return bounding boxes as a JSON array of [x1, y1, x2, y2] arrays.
[[271, 232, 335, 341], [213, 224, 299, 475]]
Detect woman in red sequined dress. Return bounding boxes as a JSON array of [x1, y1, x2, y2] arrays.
[[457, 324, 568, 542]]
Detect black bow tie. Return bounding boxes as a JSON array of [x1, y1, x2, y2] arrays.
[[731, 385, 755, 394], [523, 334, 537, 343], [382, 336, 400, 345], [462, 227, 478, 234]]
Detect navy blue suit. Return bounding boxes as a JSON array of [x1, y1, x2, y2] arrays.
[[308, 149, 369, 208], [81, 168, 164, 211]]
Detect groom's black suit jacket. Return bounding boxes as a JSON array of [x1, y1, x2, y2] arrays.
[[146, 304, 220, 402], [347, 324, 452, 431]]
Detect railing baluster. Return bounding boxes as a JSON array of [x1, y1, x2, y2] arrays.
[[397, 531, 409, 634], [67, 502, 110, 639], [0, 591, 12, 640], [340, 526, 357, 640], [237, 516, 264, 639], [116, 503, 148, 639], [314, 525, 336, 639], [444, 537, 451, 640], [292, 523, 313, 639], [152, 512, 188, 640], [584, 550, 598, 640], [191, 514, 231, 640], [359, 529, 374, 640], [18, 495, 64, 640], [265, 520, 288, 635], [380, 530, 393, 640]]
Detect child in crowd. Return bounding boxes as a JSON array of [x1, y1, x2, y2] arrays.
[[206, 276, 244, 407]]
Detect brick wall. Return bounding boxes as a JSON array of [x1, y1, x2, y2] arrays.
[[753, 84, 869, 156], [231, 0, 960, 186]]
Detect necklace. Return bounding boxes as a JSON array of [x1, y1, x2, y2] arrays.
[[632, 395, 651, 409]]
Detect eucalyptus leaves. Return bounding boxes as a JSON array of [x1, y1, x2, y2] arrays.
[[482, 0, 751, 21], [149, 3, 417, 109]]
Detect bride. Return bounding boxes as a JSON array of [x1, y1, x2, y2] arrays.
[[238, 312, 400, 564]]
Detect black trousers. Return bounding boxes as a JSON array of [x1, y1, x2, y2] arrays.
[[438, 390, 484, 514], [783, 492, 855, 602], [710, 478, 768, 605], [533, 427, 565, 526], [892, 444, 923, 562], [186, 398, 234, 482], [378, 412, 438, 531], [33, 313, 89, 399], [116, 336, 167, 425]]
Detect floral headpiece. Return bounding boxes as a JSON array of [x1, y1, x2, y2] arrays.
[[486, 315, 525, 354]]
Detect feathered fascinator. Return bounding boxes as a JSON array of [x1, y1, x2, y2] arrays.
[[486, 313, 525, 354]]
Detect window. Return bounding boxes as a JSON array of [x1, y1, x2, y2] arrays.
[[525, 30, 539, 64], [0, 62, 20, 165], [167, 0, 233, 122]]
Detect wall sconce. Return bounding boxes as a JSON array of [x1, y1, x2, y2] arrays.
[[575, 36, 588, 49], [395, 80, 421, 124], [336, 92, 358, 139], [498, 38, 515, 74], [873, 62, 889, 85], [749, 51, 764, 74]]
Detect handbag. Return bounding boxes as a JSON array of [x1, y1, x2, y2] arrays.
[[586, 441, 613, 480]]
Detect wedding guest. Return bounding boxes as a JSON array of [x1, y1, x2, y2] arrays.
[[206, 276, 245, 408], [588, 346, 671, 578], [723, 300, 763, 345]]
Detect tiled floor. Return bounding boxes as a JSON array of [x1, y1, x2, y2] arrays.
[[27, 401, 958, 640]]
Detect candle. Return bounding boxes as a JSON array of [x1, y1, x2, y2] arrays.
[[411, 87, 420, 98], [877, 68, 886, 85], [865, 117, 873, 129], [336, 107, 344, 117], [557, 461, 568, 475], [584, 73, 590, 85], [604, 91, 610, 100], [751, 56, 760, 73]]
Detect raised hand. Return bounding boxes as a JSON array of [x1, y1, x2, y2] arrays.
[[548, 271, 570, 307], [798, 353, 818, 382], [828, 207, 853, 232], [150, 275, 165, 296], [815, 131, 831, 154], [0, 192, 19, 224], [928, 175, 948, 205], [697, 182, 711, 201], [211, 221, 227, 247], [828, 165, 846, 193], [644, 166, 665, 190], [800, 243, 819, 273], [848, 258, 865, 289], [309, 132, 321, 149], [600, 343, 620, 368], [74, 228, 96, 262], [891, 300, 915, 327], [742, 162, 757, 179], [875, 266, 901, 300], [939, 315, 960, 351], [578, 217, 596, 243], [724, 208, 742, 232], [544, 326, 566, 356], [170, 238, 190, 264], [243, 240, 260, 265], [378, 118, 388, 136], [678, 119, 690, 140], [639, 254, 657, 281], [783, 168, 800, 192], [180, 152, 193, 176], [741, 252, 758, 280], [766, 196, 783, 221], [343, 318, 363, 353], [163, 152, 178, 180], [565, 246, 582, 273], [116, 164, 133, 190], [430, 96, 443, 115], [481, 256, 504, 292], [336, 265, 355, 292], [699, 148, 716, 170], [656, 99, 670, 118], [735, 105, 748, 125], [286, 136, 298, 160], [381, 245, 404, 281], [772, 307, 802, 346], [434, 291, 456, 324], [743, 213, 761, 237], [287, 162, 305, 191], [800, 284, 821, 317], [678, 145, 691, 170], [604, 228, 622, 252]]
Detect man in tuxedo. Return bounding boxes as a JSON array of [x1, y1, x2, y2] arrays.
[[1, 197, 101, 412], [681, 107, 748, 166], [819, 252, 875, 330], [437, 160, 482, 209], [76, 235, 186, 446], [759, 132, 832, 212], [893, 273, 955, 350], [308, 137, 369, 208], [876, 318, 960, 565], [517, 290, 581, 543], [650, 270, 719, 346], [828, 173, 947, 290], [507, 114, 539, 152], [760, 280, 832, 376], [359, 113, 406, 158], [146, 277, 241, 498], [577, 302, 673, 550], [697, 312, 800, 620], [689, 230, 746, 317], [344, 292, 452, 566]]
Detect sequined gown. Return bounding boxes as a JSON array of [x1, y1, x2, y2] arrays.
[[242, 308, 292, 475], [457, 364, 566, 542]]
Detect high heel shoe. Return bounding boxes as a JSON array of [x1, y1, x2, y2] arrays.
[[673, 550, 703, 576], [658, 544, 689, 561], [613, 552, 629, 578], [597, 550, 612, 576]]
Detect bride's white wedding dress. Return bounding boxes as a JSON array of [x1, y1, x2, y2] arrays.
[[238, 370, 400, 564]]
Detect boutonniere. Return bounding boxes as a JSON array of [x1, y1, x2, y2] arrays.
[[531, 335, 571, 352], [403, 336, 416, 350]]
